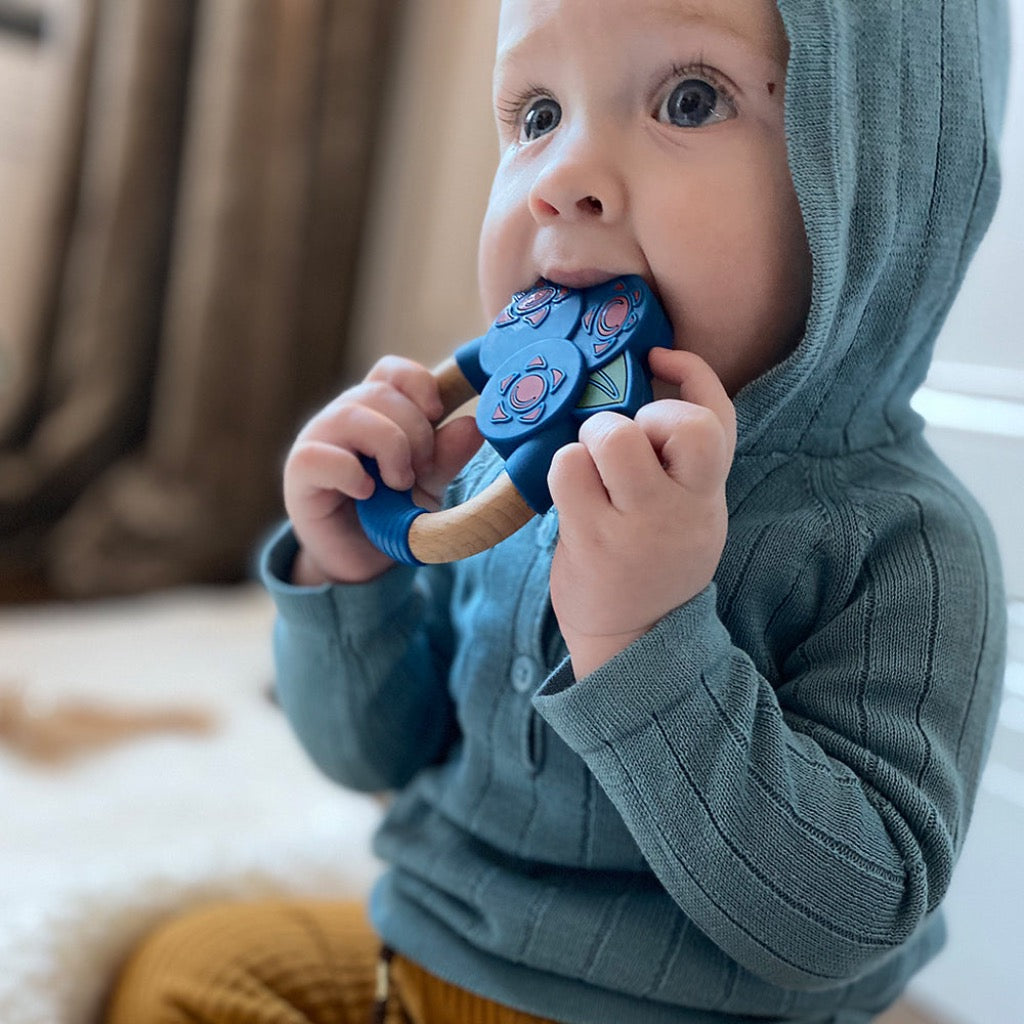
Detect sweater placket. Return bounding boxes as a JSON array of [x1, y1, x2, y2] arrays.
[[510, 512, 559, 774]]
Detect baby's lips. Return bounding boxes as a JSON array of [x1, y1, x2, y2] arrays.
[[544, 261, 661, 290], [540, 267, 620, 291]]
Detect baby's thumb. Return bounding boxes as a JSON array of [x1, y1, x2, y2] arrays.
[[421, 414, 483, 501]]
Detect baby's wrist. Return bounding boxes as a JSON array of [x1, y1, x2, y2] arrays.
[[565, 628, 648, 680], [290, 547, 335, 587], [290, 540, 397, 587]]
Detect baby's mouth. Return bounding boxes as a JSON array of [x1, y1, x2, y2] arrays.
[[530, 269, 677, 354], [538, 268, 664, 310], [539, 268, 620, 291]]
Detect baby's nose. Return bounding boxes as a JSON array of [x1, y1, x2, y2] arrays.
[[528, 137, 623, 223], [533, 194, 604, 218]]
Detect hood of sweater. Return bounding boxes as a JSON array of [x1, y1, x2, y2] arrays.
[[735, 0, 1009, 458]]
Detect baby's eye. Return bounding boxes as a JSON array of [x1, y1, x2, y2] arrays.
[[522, 96, 562, 141], [658, 77, 735, 128]]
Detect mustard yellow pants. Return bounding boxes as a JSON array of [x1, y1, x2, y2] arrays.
[[104, 899, 559, 1024]]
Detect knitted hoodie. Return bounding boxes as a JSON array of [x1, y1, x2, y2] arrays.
[[262, 2, 1009, 1021]]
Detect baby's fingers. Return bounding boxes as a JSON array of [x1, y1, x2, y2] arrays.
[[569, 412, 665, 512], [548, 439, 613, 525], [647, 348, 737, 454], [633, 400, 732, 495], [417, 415, 484, 502], [365, 355, 445, 422], [290, 403, 418, 502], [286, 440, 375, 507], [316, 383, 436, 483]]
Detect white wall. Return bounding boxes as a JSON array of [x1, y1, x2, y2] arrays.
[[934, 8, 1024, 376], [348, 0, 500, 375], [916, 6, 1024, 602]]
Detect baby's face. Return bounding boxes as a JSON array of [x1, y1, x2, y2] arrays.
[[479, 0, 812, 396]]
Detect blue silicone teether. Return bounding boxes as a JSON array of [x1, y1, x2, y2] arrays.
[[356, 275, 672, 564]]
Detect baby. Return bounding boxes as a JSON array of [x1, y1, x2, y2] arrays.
[[106, 1, 1008, 1022]]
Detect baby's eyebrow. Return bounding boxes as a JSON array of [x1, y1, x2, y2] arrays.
[[667, 2, 789, 66], [497, 3, 787, 74], [494, 24, 549, 76]]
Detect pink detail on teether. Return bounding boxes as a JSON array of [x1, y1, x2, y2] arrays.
[[511, 374, 547, 410], [597, 296, 629, 337], [518, 285, 555, 312]]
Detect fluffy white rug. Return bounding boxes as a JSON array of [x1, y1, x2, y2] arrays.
[[0, 585, 383, 1024]]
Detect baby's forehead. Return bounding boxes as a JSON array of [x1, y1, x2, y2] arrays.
[[497, 0, 788, 69]]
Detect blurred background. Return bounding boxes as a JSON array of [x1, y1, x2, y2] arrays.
[[0, 2, 1020, 1023], [0, 0, 505, 601]]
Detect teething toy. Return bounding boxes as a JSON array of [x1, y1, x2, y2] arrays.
[[356, 275, 671, 564]]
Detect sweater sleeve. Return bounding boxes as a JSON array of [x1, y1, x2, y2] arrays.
[[532, 520, 1005, 990], [260, 523, 458, 792]]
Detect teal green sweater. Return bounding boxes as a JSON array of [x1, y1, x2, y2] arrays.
[[262, 2, 1009, 1021]]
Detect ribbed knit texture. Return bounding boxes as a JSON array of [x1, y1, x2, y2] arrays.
[[261, 2, 1009, 1023]]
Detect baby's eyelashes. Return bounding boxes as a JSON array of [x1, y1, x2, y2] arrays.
[[496, 67, 737, 145], [658, 77, 735, 127], [654, 63, 737, 128], [496, 87, 560, 143]]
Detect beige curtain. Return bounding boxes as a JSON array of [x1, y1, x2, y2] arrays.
[[0, 0, 399, 596]]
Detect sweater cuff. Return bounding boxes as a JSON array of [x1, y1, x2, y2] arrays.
[[532, 585, 731, 753], [259, 521, 419, 639]]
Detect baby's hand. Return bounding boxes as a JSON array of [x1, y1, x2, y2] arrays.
[[283, 356, 482, 585], [548, 348, 736, 678]]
